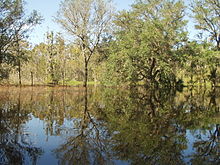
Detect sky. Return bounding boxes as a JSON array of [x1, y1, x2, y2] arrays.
[[26, 0, 134, 45], [26, 0, 198, 45]]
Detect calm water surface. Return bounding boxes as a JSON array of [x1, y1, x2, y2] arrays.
[[0, 86, 220, 165]]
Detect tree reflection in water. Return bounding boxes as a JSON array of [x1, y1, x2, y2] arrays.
[[54, 87, 114, 164], [89, 87, 220, 165], [188, 88, 220, 165], [0, 89, 43, 165], [0, 86, 220, 164]]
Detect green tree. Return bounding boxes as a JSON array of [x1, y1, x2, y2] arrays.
[[191, 0, 220, 49], [179, 41, 209, 86], [104, 0, 187, 88], [46, 31, 59, 85], [13, 39, 29, 85], [55, 34, 66, 85], [46, 32, 70, 85], [28, 43, 48, 85], [191, 0, 220, 87], [56, 0, 114, 87], [0, 0, 41, 80]]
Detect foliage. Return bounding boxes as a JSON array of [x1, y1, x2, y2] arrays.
[[56, 0, 114, 87], [103, 0, 187, 88], [0, 0, 41, 80], [191, 0, 220, 49], [0, 0, 220, 87]]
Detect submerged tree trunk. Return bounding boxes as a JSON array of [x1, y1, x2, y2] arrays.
[[84, 61, 88, 88], [18, 60, 21, 86]]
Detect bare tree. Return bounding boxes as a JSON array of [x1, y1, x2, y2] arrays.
[[56, 0, 114, 87]]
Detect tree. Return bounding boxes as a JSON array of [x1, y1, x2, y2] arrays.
[[46, 32, 69, 85], [179, 41, 210, 86], [55, 34, 66, 85], [46, 31, 59, 85], [191, 0, 220, 50], [0, 0, 41, 80], [28, 43, 48, 85], [104, 0, 187, 87], [191, 0, 220, 87], [13, 39, 29, 85], [56, 0, 114, 87]]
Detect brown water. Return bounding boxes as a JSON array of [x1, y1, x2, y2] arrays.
[[0, 86, 220, 165]]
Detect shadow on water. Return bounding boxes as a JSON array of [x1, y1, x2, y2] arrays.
[[0, 86, 220, 164]]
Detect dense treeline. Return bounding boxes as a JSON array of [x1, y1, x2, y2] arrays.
[[0, 0, 220, 87]]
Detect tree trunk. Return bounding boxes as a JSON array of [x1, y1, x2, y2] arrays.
[[210, 67, 217, 87], [149, 58, 156, 79], [217, 40, 220, 51], [62, 59, 66, 86], [50, 61, 54, 84], [204, 78, 206, 88], [148, 58, 159, 87], [62, 73, 65, 86], [18, 60, 21, 86], [212, 77, 216, 87], [0, 49, 2, 64], [84, 61, 88, 87], [31, 71, 34, 86], [190, 74, 193, 85]]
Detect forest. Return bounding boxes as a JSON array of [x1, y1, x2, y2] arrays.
[[0, 0, 220, 88], [1, 1, 220, 164]]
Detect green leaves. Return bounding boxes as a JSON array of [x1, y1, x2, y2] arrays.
[[191, 0, 220, 49], [0, 0, 42, 81], [104, 0, 187, 87]]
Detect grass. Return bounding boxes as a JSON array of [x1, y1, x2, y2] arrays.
[[65, 80, 99, 86], [0, 80, 100, 87]]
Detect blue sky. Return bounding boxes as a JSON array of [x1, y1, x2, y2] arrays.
[[26, 0, 134, 45], [26, 0, 197, 45]]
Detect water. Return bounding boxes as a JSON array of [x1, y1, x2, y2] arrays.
[[0, 86, 220, 165]]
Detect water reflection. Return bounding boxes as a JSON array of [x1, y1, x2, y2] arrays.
[[54, 87, 114, 164], [0, 86, 219, 164], [0, 89, 43, 164]]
